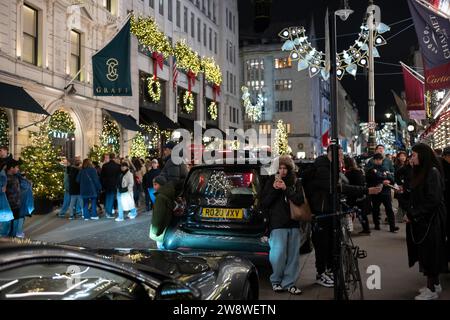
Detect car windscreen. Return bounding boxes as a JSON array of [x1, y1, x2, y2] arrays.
[[185, 168, 261, 207]]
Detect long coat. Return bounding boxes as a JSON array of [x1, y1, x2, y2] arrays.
[[406, 167, 448, 276]]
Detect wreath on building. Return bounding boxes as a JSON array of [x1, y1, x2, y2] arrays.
[[147, 77, 161, 103], [208, 101, 218, 120], [48, 109, 76, 137], [0, 108, 9, 148], [182, 91, 195, 114]]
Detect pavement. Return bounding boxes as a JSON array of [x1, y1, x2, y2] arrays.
[[21, 206, 450, 300]]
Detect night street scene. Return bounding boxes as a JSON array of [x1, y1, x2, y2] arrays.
[[2, 0, 450, 308]]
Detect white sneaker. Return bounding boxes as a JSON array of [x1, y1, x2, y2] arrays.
[[90, 216, 99, 220], [415, 288, 439, 300], [316, 273, 334, 288], [419, 284, 442, 294], [128, 215, 137, 220], [115, 217, 124, 222]]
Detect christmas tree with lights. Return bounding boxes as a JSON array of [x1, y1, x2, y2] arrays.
[[20, 123, 64, 200], [274, 120, 291, 156], [130, 131, 147, 159]]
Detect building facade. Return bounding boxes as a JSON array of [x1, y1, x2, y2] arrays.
[[0, 0, 240, 159]]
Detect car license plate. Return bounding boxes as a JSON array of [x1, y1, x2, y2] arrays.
[[201, 208, 244, 219]]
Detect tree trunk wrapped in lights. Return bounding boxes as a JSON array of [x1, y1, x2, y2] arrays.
[[0, 107, 9, 148]]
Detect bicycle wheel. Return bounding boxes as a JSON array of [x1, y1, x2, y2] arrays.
[[339, 235, 364, 300]]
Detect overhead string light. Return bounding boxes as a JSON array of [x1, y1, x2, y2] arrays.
[[279, 15, 390, 80]]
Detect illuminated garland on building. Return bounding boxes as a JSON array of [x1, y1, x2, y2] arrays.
[[174, 40, 201, 75], [20, 124, 64, 200], [130, 132, 147, 159], [48, 109, 76, 138], [147, 77, 161, 103], [201, 57, 222, 85], [241, 86, 263, 122], [279, 16, 390, 80], [208, 101, 218, 120], [130, 15, 173, 58], [274, 120, 291, 156], [183, 91, 195, 114], [0, 108, 9, 148]]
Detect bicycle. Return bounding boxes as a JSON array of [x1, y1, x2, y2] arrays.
[[313, 202, 367, 300]]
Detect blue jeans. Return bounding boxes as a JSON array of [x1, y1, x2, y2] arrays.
[[58, 191, 71, 216], [117, 192, 137, 220], [0, 221, 11, 237], [11, 218, 24, 237], [82, 197, 97, 219], [269, 228, 301, 289], [69, 195, 82, 218], [104, 191, 116, 216], [144, 188, 151, 211]]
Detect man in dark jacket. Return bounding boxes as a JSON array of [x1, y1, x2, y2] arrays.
[[366, 153, 399, 232], [441, 147, 450, 261], [160, 142, 188, 188], [100, 153, 121, 218], [149, 176, 176, 249], [365, 144, 395, 174], [67, 159, 82, 219], [302, 145, 382, 288]]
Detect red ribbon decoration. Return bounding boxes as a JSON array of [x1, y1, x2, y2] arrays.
[[212, 84, 221, 102], [187, 70, 196, 93], [152, 52, 164, 80]]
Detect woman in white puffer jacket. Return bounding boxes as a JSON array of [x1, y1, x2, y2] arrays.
[[115, 161, 137, 222]]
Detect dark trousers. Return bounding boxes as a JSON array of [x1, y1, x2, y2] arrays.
[[356, 199, 371, 232], [312, 216, 334, 275], [144, 187, 152, 211], [371, 193, 396, 229]]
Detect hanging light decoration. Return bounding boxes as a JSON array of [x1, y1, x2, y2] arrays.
[[241, 86, 263, 122], [278, 14, 390, 81]]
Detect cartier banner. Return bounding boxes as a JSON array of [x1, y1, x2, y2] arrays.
[[408, 0, 450, 90], [401, 63, 426, 120], [92, 18, 132, 96]]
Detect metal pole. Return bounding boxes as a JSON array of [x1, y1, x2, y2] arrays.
[[328, 7, 341, 301], [367, 2, 376, 154], [394, 113, 398, 150]]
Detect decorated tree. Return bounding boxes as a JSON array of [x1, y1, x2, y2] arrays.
[[20, 124, 64, 200], [0, 107, 9, 148], [130, 131, 147, 159], [273, 120, 291, 156], [89, 117, 120, 162]]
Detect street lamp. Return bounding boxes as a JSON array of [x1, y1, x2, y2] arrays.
[[407, 124, 415, 149], [385, 112, 392, 119]]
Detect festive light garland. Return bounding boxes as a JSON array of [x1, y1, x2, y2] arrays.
[[0, 108, 9, 148], [274, 120, 291, 156], [48, 109, 76, 138], [360, 122, 396, 152], [279, 16, 390, 80], [20, 123, 64, 200], [130, 15, 173, 58], [174, 40, 201, 75], [99, 117, 120, 155], [208, 101, 218, 120], [201, 57, 222, 85], [241, 86, 263, 122], [147, 77, 161, 103], [183, 91, 195, 114]]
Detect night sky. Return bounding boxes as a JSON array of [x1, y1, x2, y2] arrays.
[[238, 0, 419, 123]]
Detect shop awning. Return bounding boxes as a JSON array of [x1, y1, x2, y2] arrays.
[[140, 108, 179, 130], [104, 109, 141, 132], [0, 82, 49, 115]]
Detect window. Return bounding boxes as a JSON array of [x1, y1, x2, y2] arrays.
[[207, 0, 211, 17], [196, 0, 200, 8], [176, 1, 180, 27], [226, 71, 229, 92], [149, 0, 154, 8], [233, 15, 236, 33], [159, 0, 164, 15], [245, 59, 264, 70], [229, 42, 233, 63], [191, 13, 195, 38], [202, 0, 205, 12], [233, 108, 236, 123], [229, 11, 232, 31], [285, 123, 292, 134], [275, 100, 293, 112], [259, 124, 271, 135], [234, 75, 237, 96], [226, 40, 228, 61], [214, 32, 217, 54], [203, 23, 207, 46], [23, 4, 38, 65], [275, 79, 293, 91], [197, 18, 201, 42], [208, 28, 212, 51], [70, 30, 81, 80], [226, 8, 228, 28], [237, 109, 239, 124], [168, 0, 173, 21], [183, 7, 188, 33], [274, 57, 292, 69], [213, 1, 216, 22], [105, 0, 112, 11]]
